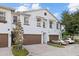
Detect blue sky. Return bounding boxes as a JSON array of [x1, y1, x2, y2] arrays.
[[0, 3, 79, 20]]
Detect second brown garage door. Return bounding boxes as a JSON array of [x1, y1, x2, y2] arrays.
[[23, 34, 41, 45], [0, 34, 8, 47], [49, 35, 59, 42]]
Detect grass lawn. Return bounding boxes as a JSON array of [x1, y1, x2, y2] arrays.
[[12, 46, 29, 56]]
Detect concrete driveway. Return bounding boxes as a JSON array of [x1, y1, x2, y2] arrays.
[[0, 47, 12, 56], [24, 44, 79, 56]]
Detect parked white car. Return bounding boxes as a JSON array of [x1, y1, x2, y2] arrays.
[[59, 39, 67, 45], [65, 37, 75, 44], [51, 39, 67, 45]]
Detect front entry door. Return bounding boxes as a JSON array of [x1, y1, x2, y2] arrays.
[[43, 32, 46, 44]]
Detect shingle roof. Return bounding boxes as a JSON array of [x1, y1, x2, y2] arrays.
[[0, 6, 15, 11]]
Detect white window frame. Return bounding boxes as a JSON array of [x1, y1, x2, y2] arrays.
[[43, 19, 47, 28], [0, 11, 7, 23], [49, 20, 53, 28], [56, 22, 59, 29], [0, 11, 5, 20], [13, 16, 17, 24], [24, 16, 29, 25], [37, 18, 41, 27]]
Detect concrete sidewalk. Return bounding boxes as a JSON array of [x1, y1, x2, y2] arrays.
[[0, 47, 13, 56], [0, 44, 79, 56], [24, 44, 79, 56]]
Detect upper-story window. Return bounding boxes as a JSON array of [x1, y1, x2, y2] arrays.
[[24, 16, 29, 25], [13, 16, 17, 24], [37, 18, 41, 27], [0, 11, 7, 23], [43, 20, 47, 28], [56, 22, 59, 29], [43, 19, 47, 28], [43, 21, 45, 28], [49, 21, 52, 28], [0, 12, 5, 16]]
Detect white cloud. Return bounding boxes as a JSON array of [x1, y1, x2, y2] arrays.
[[23, 4, 31, 7], [16, 3, 42, 12], [16, 5, 29, 12], [68, 3, 79, 13], [31, 3, 41, 10], [19, 3, 30, 6], [16, 4, 31, 12]]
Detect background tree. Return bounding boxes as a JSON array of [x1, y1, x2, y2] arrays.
[[13, 17, 24, 50], [61, 11, 79, 37]]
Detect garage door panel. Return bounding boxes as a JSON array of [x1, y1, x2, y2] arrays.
[[23, 34, 41, 45], [49, 35, 59, 41], [0, 44, 8, 47], [0, 39, 8, 42], [0, 34, 8, 47]]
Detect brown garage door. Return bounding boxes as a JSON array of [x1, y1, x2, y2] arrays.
[[0, 34, 8, 47], [23, 34, 41, 45], [49, 35, 59, 42]]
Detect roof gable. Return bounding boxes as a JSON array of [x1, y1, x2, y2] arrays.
[[20, 9, 59, 21]]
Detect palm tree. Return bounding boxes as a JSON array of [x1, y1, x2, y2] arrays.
[[13, 16, 24, 50]]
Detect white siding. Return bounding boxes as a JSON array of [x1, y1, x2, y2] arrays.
[[0, 10, 12, 33], [0, 9, 61, 46], [20, 10, 60, 35], [0, 9, 12, 47], [20, 10, 61, 42]]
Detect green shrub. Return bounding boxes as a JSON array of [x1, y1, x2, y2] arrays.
[[62, 31, 69, 39], [12, 45, 29, 56]]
